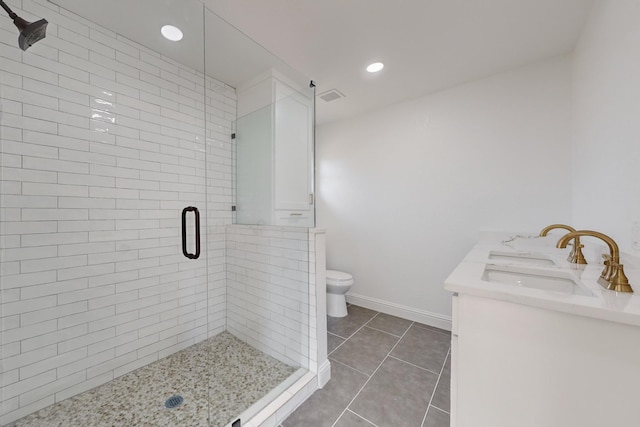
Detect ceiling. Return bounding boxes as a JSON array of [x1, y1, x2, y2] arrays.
[[50, 0, 594, 124], [49, 0, 307, 90]]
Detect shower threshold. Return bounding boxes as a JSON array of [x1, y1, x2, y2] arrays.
[[10, 332, 300, 427]]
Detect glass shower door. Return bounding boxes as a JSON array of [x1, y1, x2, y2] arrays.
[[204, 6, 313, 427]]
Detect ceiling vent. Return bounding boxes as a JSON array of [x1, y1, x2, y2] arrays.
[[318, 89, 345, 102]]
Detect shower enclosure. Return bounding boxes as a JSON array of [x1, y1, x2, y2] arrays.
[[0, 0, 326, 425]]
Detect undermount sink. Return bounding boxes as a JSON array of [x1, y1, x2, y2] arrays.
[[482, 264, 592, 296], [488, 251, 556, 266]]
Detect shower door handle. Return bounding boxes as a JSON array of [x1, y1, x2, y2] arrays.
[[181, 206, 200, 259]]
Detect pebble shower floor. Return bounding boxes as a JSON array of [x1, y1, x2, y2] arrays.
[[9, 332, 296, 427]]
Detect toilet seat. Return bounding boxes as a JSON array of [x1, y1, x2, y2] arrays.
[[326, 270, 353, 286]]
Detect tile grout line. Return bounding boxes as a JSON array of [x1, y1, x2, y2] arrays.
[[328, 331, 350, 340], [411, 324, 452, 338], [362, 325, 403, 338], [328, 331, 346, 339], [328, 357, 373, 378], [346, 408, 379, 426], [329, 320, 414, 427], [327, 332, 347, 357], [328, 312, 380, 355], [420, 346, 452, 426], [387, 354, 441, 376], [431, 404, 450, 415]]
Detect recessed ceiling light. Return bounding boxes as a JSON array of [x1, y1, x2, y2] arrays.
[[366, 62, 384, 73], [161, 25, 183, 42]]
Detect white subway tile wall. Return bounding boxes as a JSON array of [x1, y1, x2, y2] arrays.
[[226, 225, 311, 369], [0, 0, 237, 424]]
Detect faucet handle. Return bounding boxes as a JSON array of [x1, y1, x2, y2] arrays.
[[565, 241, 575, 263], [607, 263, 634, 293], [601, 255, 614, 281], [571, 243, 587, 265], [565, 241, 587, 264]]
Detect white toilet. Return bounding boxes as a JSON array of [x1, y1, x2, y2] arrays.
[[326, 270, 354, 317]]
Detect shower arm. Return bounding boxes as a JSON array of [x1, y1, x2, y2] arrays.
[[0, 0, 19, 21]]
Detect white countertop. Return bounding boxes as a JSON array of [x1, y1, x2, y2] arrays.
[[444, 232, 640, 327]]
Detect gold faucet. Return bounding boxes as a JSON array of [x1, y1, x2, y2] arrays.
[[556, 230, 633, 293], [540, 224, 587, 264]]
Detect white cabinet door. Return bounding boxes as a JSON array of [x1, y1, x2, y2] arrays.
[[274, 80, 313, 225], [454, 293, 640, 427], [236, 71, 314, 227]]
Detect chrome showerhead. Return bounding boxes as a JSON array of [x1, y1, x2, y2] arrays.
[[0, 0, 48, 51]]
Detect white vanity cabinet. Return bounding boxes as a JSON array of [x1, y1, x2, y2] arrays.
[[449, 292, 640, 427], [236, 70, 314, 227]]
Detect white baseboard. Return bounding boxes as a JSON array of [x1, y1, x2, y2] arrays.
[[317, 360, 331, 388], [346, 292, 452, 331]]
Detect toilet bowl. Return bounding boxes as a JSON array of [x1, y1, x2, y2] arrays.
[[326, 270, 354, 317]]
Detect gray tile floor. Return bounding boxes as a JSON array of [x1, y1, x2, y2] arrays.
[[283, 305, 451, 427]]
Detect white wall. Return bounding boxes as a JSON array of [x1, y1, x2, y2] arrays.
[[572, 0, 640, 253], [316, 57, 573, 322]]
